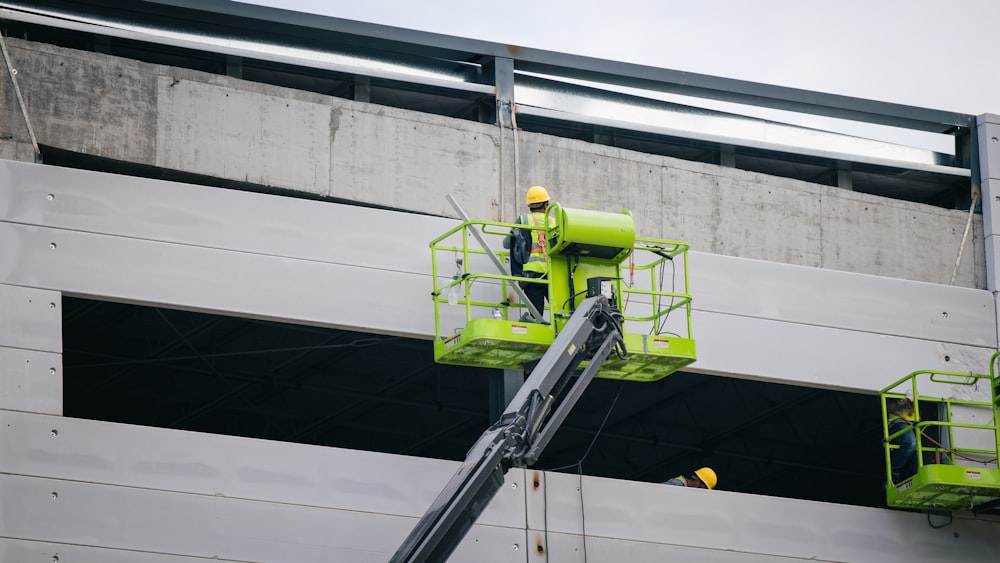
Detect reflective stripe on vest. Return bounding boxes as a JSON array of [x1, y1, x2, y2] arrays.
[[889, 414, 914, 426], [523, 212, 547, 274]]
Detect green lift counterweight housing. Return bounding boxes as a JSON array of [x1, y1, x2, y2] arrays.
[[880, 352, 1000, 513], [429, 203, 696, 381]]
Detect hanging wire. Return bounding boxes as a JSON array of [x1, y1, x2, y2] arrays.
[[511, 102, 521, 208], [622, 251, 636, 311], [540, 379, 627, 562], [950, 190, 980, 285], [926, 510, 953, 529], [0, 30, 41, 162], [651, 253, 679, 336], [75, 337, 392, 368], [497, 97, 506, 221], [918, 427, 998, 465]]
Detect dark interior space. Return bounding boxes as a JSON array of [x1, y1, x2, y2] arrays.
[[63, 296, 889, 509]]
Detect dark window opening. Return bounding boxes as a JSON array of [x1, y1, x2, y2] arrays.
[[63, 297, 888, 509]]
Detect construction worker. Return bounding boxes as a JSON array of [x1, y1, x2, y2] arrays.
[[505, 185, 551, 322], [664, 466, 717, 489], [886, 397, 917, 483]]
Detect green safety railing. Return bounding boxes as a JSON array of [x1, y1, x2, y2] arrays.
[[429, 218, 551, 335], [429, 219, 694, 342], [880, 353, 1000, 511], [621, 237, 693, 339]]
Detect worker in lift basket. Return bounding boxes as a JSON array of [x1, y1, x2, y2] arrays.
[[664, 466, 718, 489], [886, 397, 917, 484], [504, 185, 552, 323]]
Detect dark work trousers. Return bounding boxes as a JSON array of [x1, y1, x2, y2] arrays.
[[889, 419, 917, 483], [520, 271, 547, 319]]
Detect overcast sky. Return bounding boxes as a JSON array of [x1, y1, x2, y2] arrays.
[[239, 0, 997, 150]]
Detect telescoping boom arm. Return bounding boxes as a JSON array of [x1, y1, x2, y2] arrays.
[[390, 296, 627, 563]]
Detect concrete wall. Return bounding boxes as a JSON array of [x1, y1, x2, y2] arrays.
[[0, 38, 985, 288]]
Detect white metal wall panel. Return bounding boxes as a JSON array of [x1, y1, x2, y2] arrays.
[[2, 412, 996, 563], [0, 474, 526, 563], [0, 283, 62, 352], [691, 310, 994, 391], [0, 222, 442, 338], [0, 411, 526, 528], [978, 114, 1000, 182], [1, 160, 996, 391], [690, 251, 995, 347], [537, 531, 840, 562], [0, 160, 448, 275], [525, 470, 999, 563], [0, 346, 61, 414], [977, 114, 1000, 339], [0, 538, 234, 563], [2, 159, 992, 345]]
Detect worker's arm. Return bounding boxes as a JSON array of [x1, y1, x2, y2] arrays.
[[502, 215, 522, 249]]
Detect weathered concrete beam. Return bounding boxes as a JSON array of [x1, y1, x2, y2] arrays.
[[0, 38, 984, 287]]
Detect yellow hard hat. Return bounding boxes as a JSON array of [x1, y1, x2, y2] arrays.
[[694, 467, 717, 490], [526, 185, 550, 205]]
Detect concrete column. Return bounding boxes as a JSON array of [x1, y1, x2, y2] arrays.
[[225, 55, 243, 79], [593, 125, 613, 146], [719, 143, 735, 168], [836, 160, 853, 191], [353, 76, 370, 103], [0, 284, 63, 415]]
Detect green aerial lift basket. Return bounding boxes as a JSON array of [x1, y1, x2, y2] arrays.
[[429, 204, 696, 382], [880, 356, 1000, 513], [886, 464, 1000, 511]]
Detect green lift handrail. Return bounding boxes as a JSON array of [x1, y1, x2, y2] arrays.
[[879, 352, 1000, 512], [429, 206, 696, 382]]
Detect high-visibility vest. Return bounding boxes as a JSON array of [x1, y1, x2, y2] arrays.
[[888, 413, 914, 430], [521, 212, 548, 275]]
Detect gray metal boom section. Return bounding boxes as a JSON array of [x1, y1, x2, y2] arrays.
[[390, 296, 621, 562], [445, 194, 543, 322]]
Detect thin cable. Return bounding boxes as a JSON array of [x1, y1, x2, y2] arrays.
[[74, 337, 391, 368], [0, 30, 41, 161], [561, 289, 588, 315], [950, 190, 980, 285], [622, 252, 635, 312], [918, 428, 997, 464], [579, 380, 627, 465], [653, 256, 677, 335], [927, 510, 952, 528], [497, 97, 505, 221], [539, 379, 626, 560], [511, 104, 521, 210]]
